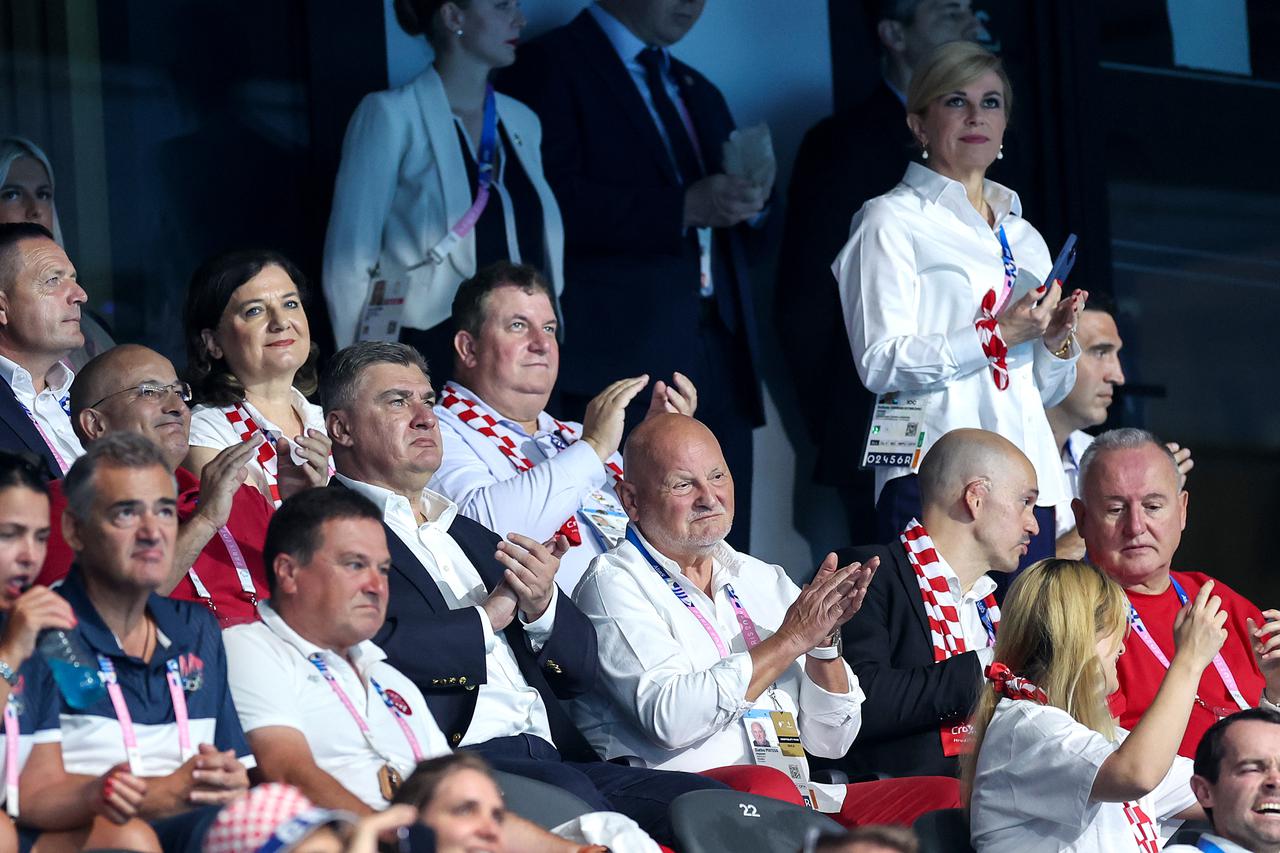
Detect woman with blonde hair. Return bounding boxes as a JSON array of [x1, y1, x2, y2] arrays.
[[965, 559, 1226, 851], [834, 42, 1086, 561]]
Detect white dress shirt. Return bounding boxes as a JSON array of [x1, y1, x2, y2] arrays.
[[833, 162, 1078, 506], [336, 474, 556, 748], [571, 528, 863, 772], [970, 699, 1194, 852], [189, 388, 330, 506], [430, 381, 623, 593], [223, 603, 450, 809], [0, 354, 82, 470], [930, 551, 999, 668], [1055, 430, 1096, 538]]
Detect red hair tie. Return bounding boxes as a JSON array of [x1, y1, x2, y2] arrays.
[[985, 662, 1048, 704]]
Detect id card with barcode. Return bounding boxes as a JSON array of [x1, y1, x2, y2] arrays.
[[860, 393, 926, 469]]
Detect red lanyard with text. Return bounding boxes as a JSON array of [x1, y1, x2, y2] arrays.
[[625, 527, 761, 658], [307, 654, 423, 763], [97, 655, 194, 775], [1128, 577, 1250, 714]]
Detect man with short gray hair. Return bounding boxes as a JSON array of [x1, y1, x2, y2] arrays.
[[1075, 428, 1280, 758]]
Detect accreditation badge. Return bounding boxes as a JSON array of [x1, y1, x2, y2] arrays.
[[940, 718, 975, 757], [860, 392, 926, 470], [357, 264, 409, 343], [378, 763, 404, 802], [580, 489, 629, 550]]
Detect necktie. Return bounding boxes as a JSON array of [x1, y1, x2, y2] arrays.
[[636, 47, 703, 185]]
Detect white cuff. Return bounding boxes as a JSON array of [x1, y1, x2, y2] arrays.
[[473, 605, 497, 654], [520, 585, 559, 653]]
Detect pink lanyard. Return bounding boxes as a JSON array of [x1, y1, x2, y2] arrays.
[[1128, 578, 1250, 714], [187, 528, 259, 619], [4, 697, 17, 817], [308, 654, 423, 763], [625, 527, 761, 658], [18, 402, 70, 474], [97, 655, 194, 775]]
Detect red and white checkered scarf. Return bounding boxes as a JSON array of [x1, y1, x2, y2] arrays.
[[900, 518, 1000, 661]]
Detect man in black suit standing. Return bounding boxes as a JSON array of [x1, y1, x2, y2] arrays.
[[777, 1, 980, 547], [500, 0, 765, 550], [320, 341, 723, 846], [837, 428, 1039, 779], [0, 222, 88, 478]]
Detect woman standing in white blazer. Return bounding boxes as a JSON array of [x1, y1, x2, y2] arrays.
[[323, 0, 565, 381]]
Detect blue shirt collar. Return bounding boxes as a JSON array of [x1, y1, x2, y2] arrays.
[[59, 565, 184, 664], [588, 3, 661, 64]]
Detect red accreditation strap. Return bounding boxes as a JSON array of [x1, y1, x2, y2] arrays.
[[440, 383, 624, 547]]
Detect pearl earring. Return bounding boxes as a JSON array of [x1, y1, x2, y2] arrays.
[[921, 148, 929, 160], [997, 145, 1004, 160], [455, 28, 464, 36]]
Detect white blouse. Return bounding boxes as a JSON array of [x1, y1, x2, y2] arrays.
[[571, 528, 863, 773], [188, 387, 328, 506], [970, 699, 1194, 852], [833, 162, 1078, 506]]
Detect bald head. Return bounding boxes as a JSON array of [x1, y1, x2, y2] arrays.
[[71, 345, 190, 471], [619, 414, 734, 560], [918, 429, 1040, 574]]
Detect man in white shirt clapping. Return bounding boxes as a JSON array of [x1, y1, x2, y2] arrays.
[[431, 261, 696, 593]]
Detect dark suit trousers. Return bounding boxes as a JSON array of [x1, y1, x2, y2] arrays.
[[560, 302, 756, 551], [464, 734, 726, 846], [875, 473, 1055, 585]]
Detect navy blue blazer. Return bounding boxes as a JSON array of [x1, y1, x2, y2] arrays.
[[498, 10, 762, 421], [331, 483, 601, 761], [836, 542, 990, 779], [0, 377, 63, 479]]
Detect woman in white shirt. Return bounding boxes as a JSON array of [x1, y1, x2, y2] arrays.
[[965, 559, 1225, 852], [833, 41, 1085, 561], [322, 0, 564, 379], [184, 249, 331, 507]]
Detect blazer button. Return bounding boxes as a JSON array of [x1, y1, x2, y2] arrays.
[[449, 677, 459, 684], [431, 679, 440, 686], [451, 733, 462, 746], [465, 684, 476, 691], [546, 659, 562, 675], [459, 676, 468, 685]]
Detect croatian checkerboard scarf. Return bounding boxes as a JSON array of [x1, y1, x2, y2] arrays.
[[900, 519, 1000, 661], [440, 382, 623, 546]]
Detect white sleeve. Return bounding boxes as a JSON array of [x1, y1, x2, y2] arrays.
[[322, 92, 407, 349], [796, 660, 864, 758], [187, 408, 233, 452], [223, 628, 304, 734], [976, 704, 1115, 832], [1033, 336, 1081, 407], [574, 561, 754, 751], [431, 416, 607, 541], [1149, 754, 1197, 822], [834, 200, 993, 395]]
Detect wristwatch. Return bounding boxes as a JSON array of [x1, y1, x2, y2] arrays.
[[0, 657, 17, 686], [806, 631, 843, 661]]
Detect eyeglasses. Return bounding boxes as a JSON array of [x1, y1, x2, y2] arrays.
[[88, 381, 193, 409]]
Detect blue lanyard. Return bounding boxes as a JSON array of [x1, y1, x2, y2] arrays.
[[1196, 839, 1228, 853], [975, 599, 997, 647], [475, 85, 498, 194], [996, 225, 1017, 293]]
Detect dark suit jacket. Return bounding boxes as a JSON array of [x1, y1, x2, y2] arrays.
[[836, 541, 989, 779], [333, 483, 602, 761], [499, 10, 762, 422], [775, 82, 910, 488], [0, 378, 63, 480]]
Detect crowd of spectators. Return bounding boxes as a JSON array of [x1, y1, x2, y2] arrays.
[[0, 1, 1272, 852]]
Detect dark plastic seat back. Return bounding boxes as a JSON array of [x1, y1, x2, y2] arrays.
[[492, 769, 597, 830], [670, 789, 845, 853], [913, 807, 976, 853]]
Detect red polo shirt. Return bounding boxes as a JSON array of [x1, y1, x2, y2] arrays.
[[39, 467, 273, 628], [1116, 570, 1266, 757]]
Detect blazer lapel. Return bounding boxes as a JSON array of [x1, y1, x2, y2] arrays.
[[381, 521, 455, 614], [566, 11, 680, 185], [412, 66, 478, 276], [669, 58, 722, 172], [0, 379, 59, 476], [891, 544, 933, 645]]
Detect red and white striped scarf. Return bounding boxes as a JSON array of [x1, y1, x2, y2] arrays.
[[439, 382, 623, 545], [976, 289, 1010, 390], [224, 403, 282, 507], [985, 663, 1160, 853], [900, 518, 1000, 661]]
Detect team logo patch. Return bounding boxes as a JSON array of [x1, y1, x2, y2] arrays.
[[384, 688, 411, 715], [179, 653, 205, 693]]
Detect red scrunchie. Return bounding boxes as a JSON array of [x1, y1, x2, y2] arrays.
[[985, 662, 1048, 704]]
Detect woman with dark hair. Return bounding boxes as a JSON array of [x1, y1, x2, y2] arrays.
[[0, 451, 159, 852], [183, 249, 331, 507], [322, 0, 564, 378]]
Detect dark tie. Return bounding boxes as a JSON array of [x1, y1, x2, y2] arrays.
[[637, 47, 703, 185]]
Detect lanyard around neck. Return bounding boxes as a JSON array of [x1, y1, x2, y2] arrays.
[[97, 654, 194, 776], [308, 654, 423, 765]]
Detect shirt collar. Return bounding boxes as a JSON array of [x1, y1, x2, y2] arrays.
[[900, 161, 1022, 227], [1063, 430, 1093, 471], [1195, 834, 1251, 853], [589, 3, 658, 63], [256, 600, 386, 672], [627, 524, 745, 590], [336, 473, 458, 533], [60, 565, 185, 663], [927, 547, 997, 601], [0, 353, 74, 397]]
